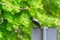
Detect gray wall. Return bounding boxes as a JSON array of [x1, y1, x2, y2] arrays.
[[46, 28, 58, 40], [32, 28, 43, 40], [32, 28, 58, 40]]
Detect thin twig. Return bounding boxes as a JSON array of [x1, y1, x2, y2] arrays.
[[0, 2, 30, 10]]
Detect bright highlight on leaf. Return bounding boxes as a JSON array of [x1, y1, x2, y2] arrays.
[[0, 32, 3, 38]]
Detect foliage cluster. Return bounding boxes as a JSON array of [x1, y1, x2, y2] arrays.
[[0, 0, 60, 40]]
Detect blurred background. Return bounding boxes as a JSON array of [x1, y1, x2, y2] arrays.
[[0, 0, 60, 40]]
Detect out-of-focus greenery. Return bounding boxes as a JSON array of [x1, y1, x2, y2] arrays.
[[0, 0, 60, 40]]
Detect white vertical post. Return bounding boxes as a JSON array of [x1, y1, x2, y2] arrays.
[[43, 27, 48, 40]]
